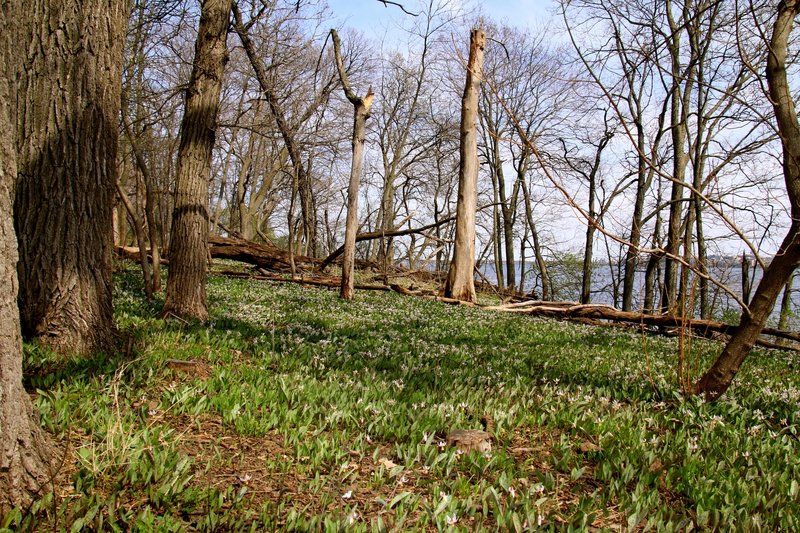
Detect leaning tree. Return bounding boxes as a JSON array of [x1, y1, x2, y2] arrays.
[[695, 0, 800, 398]]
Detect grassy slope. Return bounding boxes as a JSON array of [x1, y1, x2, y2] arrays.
[[5, 266, 800, 531]]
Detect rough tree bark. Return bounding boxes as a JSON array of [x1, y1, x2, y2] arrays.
[[1, 0, 53, 510], [695, 0, 800, 398], [14, 0, 127, 355], [162, 0, 232, 321], [331, 30, 374, 301], [443, 28, 486, 303]]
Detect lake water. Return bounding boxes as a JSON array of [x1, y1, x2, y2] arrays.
[[479, 259, 799, 328]]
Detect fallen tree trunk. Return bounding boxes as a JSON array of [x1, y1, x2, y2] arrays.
[[114, 243, 798, 352], [116, 246, 169, 265], [486, 300, 800, 350], [208, 235, 320, 271]]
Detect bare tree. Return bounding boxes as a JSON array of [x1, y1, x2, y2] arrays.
[[162, 0, 233, 320], [371, 0, 451, 267], [443, 28, 486, 303], [331, 29, 374, 300], [695, 0, 800, 398], [232, 2, 339, 257]]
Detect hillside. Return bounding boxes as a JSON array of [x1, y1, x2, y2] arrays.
[[8, 265, 800, 531]]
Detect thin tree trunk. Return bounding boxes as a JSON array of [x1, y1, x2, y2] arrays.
[[443, 28, 486, 303], [121, 110, 162, 294], [232, 4, 321, 255], [622, 122, 647, 311], [15, 0, 126, 355], [331, 29, 374, 300], [162, 0, 232, 321], [520, 177, 550, 300], [662, 0, 694, 314], [778, 270, 795, 331], [143, 169, 162, 293], [116, 174, 153, 298], [493, 135, 517, 289], [491, 171, 505, 290], [741, 253, 752, 305], [211, 83, 248, 234], [579, 129, 612, 304], [695, 1, 800, 398]]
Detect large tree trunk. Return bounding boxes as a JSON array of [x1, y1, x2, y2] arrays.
[[443, 28, 486, 303], [14, 0, 127, 355], [1, 0, 53, 509], [695, 0, 800, 398], [331, 29, 374, 300], [162, 0, 232, 321]]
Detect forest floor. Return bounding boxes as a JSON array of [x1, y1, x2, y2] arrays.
[[5, 262, 800, 531]]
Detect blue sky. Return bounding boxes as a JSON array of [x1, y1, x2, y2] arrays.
[[325, 0, 557, 42]]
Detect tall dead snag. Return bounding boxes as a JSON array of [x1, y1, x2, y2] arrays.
[[14, 0, 127, 355], [331, 29, 374, 300], [1, 0, 52, 509], [162, 0, 232, 321], [695, 0, 800, 398], [443, 28, 485, 303]]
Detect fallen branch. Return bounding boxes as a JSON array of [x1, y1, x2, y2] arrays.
[[317, 203, 501, 272], [318, 219, 456, 271], [114, 244, 798, 352], [116, 245, 169, 265]]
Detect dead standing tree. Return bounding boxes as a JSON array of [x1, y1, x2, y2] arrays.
[[330, 29, 374, 300], [443, 28, 486, 303]]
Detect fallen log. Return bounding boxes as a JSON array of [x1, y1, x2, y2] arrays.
[[209, 235, 319, 271], [114, 244, 798, 351], [486, 300, 800, 351], [116, 245, 169, 265], [118, 236, 390, 275]]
